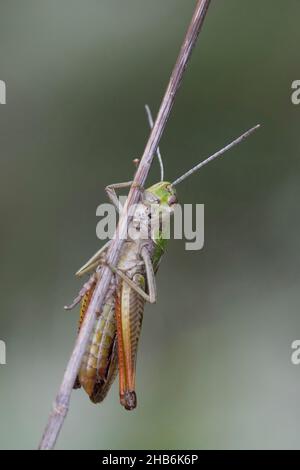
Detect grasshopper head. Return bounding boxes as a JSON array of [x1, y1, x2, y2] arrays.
[[143, 182, 177, 247], [144, 181, 178, 210]]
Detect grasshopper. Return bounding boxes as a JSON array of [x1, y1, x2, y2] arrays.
[[65, 106, 259, 410]]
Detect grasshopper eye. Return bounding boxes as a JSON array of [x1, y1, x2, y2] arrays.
[[168, 195, 177, 206]]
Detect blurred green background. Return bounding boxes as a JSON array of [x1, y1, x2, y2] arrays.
[[0, 0, 300, 450]]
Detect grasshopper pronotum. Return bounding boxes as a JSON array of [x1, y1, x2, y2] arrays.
[[65, 107, 260, 410]]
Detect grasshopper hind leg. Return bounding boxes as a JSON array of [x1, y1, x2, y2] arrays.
[[116, 273, 145, 411], [123, 391, 137, 411], [75, 240, 111, 278], [72, 280, 98, 390]]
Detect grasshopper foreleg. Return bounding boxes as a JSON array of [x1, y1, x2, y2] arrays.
[[105, 181, 145, 214], [105, 181, 133, 214]]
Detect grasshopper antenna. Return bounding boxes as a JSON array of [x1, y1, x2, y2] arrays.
[[145, 104, 164, 181], [172, 124, 261, 186]]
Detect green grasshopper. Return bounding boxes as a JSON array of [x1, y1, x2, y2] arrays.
[[65, 106, 259, 410]]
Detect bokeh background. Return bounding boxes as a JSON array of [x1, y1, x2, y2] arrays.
[[0, 0, 300, 450]]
